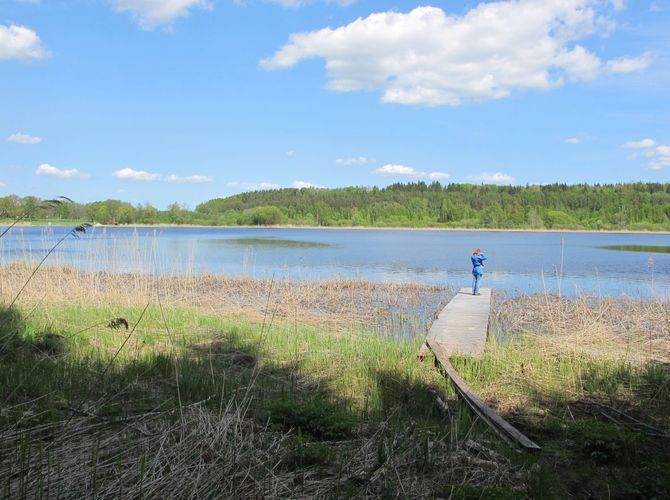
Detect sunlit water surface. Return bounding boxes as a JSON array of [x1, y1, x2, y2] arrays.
[[1, 226, 668, 298]]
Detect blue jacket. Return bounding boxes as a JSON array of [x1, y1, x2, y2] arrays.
[[471, 253, 487, 276]]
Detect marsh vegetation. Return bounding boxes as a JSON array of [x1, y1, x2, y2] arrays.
[[1, 259, 669, 498]]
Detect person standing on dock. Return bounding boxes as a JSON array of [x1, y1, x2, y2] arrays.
[[471, 248, 487, 295]]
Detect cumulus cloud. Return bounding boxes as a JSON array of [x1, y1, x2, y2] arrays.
[[7, 132, 42, 144], [607, 51, 653, 73], [649, 145, 670, 170], [622, 138, 656, 149], [624, 139, 670, 170], [286, 150, 295, 157], [336, 156, 369, 165], [372, 164, 451, 181], [36, 163, 89, 179], [610, 0, 625, 10], [466, 172, 515, 184], [113, 0, 212, 30], [0, 24, 47, 60], [372, 164, 424, 177], [165, 174, 212, 183], [292, 180, 325, 189], [114, 167, 213, 183], [114, 168, 161, 181], [427, 172, 450, 181], [262, 2, 651, 106], [226, 181, 281, 191], [565, 137, 583, 144]]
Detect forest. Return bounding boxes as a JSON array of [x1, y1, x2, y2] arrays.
[[1, 182, 669, 230]]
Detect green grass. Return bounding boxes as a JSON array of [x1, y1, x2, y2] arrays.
[[2, 303, 518, 497], [599, 244, 670, 253], [1, 304, 445, 420], [450, 333, 670, 499], [2, 300, 669, 498]]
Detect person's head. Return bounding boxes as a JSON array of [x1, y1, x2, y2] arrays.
[[473, 248, 481, 255]]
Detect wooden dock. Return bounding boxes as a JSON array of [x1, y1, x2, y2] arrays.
[[421, 287, 542, 451], [426, 287, 491, 357]]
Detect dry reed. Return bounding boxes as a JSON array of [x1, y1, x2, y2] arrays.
[[493, 292, 670, 364], [0, 263, 449, 336], [1, 402, 522, 499]]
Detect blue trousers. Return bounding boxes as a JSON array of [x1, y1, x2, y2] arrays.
[[472, 273, 482, 295]]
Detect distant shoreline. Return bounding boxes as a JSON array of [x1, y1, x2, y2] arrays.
[[5, 221, 668, 235]]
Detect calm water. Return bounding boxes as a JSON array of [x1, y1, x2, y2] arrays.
[[1, 226, 668, 298]]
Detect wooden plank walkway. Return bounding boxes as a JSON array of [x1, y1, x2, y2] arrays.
[[426, 287, 491, 357], [419, 287, 541, 451]]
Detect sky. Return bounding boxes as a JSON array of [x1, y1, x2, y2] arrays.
[[1, 0, 669, 209]]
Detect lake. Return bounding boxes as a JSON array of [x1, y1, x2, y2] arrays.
[[1, 225, 668, 298]]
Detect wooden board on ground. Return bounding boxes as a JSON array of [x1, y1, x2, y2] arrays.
[[425, 287, 491, 358], [427, 339, 542, 452]]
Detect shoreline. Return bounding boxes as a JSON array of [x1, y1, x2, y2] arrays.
[[5, 221, 670, 235]]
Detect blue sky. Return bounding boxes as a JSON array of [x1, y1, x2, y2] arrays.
[[1, 0, 669, 208]]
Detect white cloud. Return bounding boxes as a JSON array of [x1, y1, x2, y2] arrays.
[[607, 51, 653, 74], [0, 24, 47, 60], [7, 132, 42, 145], [466, 172, 515, 184], [565, 137, 583, 144], [630, 142, 670, 171], [165, 174, 213, 183], [292, 180, 325, 189], [427, 172, 450, 181], [610, 0, 625, 10], [36, 163, 89, 179], [114, 167, 162, 181], [336, 156, 369, 165], [0, 181, 5, 187], [226, 181, 281, 191], [113, 0, 212, 30], [114, 167, 213, 183], [622, 138, 656, 149], [372, 164, 424, 177], [371, 164, 450, 181], [262, 2, 651, 106], [649, 145, 670, 170], [286, 149, 295, 157]]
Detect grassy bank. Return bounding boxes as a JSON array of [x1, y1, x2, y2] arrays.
[[2, 303, 515, 498], [1, 267, 669, 498]]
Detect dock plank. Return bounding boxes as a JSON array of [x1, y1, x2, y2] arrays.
[[422, 288, 541, 451], [427, 287, 491, 357], [427, 339, 541, 452]]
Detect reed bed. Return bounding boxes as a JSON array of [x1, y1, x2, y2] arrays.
[[453, 292, 670, 425], [0, 262, 449, 338], [494, 292, 670, 364]]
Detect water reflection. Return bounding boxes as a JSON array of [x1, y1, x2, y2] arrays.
[[0, 226, 668, 298]]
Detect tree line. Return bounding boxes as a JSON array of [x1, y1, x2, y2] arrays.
[[1, 182, 669, 230]]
